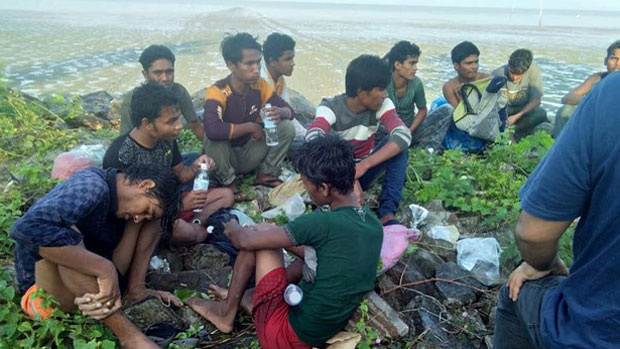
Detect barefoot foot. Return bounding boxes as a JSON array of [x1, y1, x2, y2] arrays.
[[207, 284, 229, 301], [186, 298, 235, 333]]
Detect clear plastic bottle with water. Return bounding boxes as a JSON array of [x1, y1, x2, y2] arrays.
[[192, 163, 209, 213], [284, 284, 303, 306], [261, 103, 279, 147]]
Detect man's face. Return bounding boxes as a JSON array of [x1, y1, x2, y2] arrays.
[[230, 49, 262, 85], [143, 58, 174, 87], [509, 70, 526, 83], [145, 105, 183, 141], [300, 175, 328, 206], [606, 48, 620, 73], [395, 55, 419, 80], [117, 189, 163, 224], [454, 54, 480, 81], [358, 87, 387, 111], [270, 49, 295, 77]]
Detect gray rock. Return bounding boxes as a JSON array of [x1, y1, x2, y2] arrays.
[[425, 200, 445, 212], [123, 296, 188, 331], [147, 267, 232, 293], [183, 244, 230, 271], [407, 248, 444, 279], [79, 90, 114, 119], [287, 88, 316, 127], [419, 236, 457, 263], [386, 260, 440, 306], [485, 335, 494, 349], [154, 246, 185, 273], [174, 306, 217, 334], [346, 291, 409, 340], [404, 296, 457, 346], [377, 276, 405, 311], [456, 216, 482, 236], [435, 262, 485, 306]]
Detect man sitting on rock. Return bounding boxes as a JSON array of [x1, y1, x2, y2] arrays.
[[306, 54, 411, 225], [204, 33, 296, 194], [187, 135, 383, 348], [119, 44, 204, 141], [11, 165, 182, 348], [385, 40, 452, 149], [493, 49, 547, 139], [493, 71, 620, 348], [553, 40, 620, 137], [442, 41, 491, 108], [261, 32, 307, 141], [104, 82, 234, 245]]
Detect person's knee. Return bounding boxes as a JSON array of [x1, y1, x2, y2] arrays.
[[218, 187, 235, 207], [277, 119, 296, 142], [171, 220, 207, 246]]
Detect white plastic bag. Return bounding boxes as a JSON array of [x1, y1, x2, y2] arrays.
[[427, 225, 460, 244], [262, 194, 306, 221], [230, 209, 255, 226], [456, 237, 502, 286], [409, 204, 429, 229], [70, 144, 106, 167]]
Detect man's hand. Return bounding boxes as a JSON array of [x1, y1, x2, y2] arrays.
[[192, 154, 215, 172], [507, 262, 551, 301], [250, 123, 264, 141], [355, 161, 370, 180], [507, 113, 522, 127], [182, 190, 209, 211], [224, 219, 242, 238], [73, 268, 121, 320], [122, 287, 183, 308], [264, 106, 291, 123]]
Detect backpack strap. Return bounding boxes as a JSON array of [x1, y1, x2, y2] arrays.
[[460, 83, 482, 115]]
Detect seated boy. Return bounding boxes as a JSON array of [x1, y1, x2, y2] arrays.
[[187, 135, 383, 348], [306, 54, 411, 225], [104, 81, 234, 245], [11, 166, 182, 348]]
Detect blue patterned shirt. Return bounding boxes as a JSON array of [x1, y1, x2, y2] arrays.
[[10, 167, 125, 294]]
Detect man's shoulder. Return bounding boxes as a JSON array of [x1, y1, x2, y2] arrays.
[[526, 64, 542, 78], [319, 94, 345, 109], [443, 76, 460, 88], [206, 77, 233, 104], [171, 82, 191, 98], [492, 65, 507, 77]]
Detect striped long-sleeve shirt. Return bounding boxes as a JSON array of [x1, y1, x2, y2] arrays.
[[306, 94, 411, 159]]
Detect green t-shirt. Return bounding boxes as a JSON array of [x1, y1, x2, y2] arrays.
[[119, 82, 198, 134], [284, 206, 383, 347], [492, 64, 544, 110], [387, 76, 426, 127]]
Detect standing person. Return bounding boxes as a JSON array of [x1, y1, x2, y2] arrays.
[[442, 41, 491, 108], [11, 166, 182, 348], [261, 32, 307, 140], [203, 33, 296, 194], [187, 135, 383, 348], [553, 40, 620, 137], [493, 73, 620, 348], [493, 49, 547, 139], [104, 82, 234, 246], [306, 54, 411, 225], [386, 40, 452, 149], [119, 45, 204, 140]]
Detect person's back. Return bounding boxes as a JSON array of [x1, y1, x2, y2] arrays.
[[286, 205, 382, 345]]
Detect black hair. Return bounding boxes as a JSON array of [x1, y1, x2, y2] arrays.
[[451, 41, 480, 64], [131, 81, 179, 128], [263, 33, 296, 64], [139, 45, 176, 71], [387, 41, 421, 71], [294, 135, 355, 195], [123, 165, 181, 237], [221, 32, 262, 65], [508, 49, 533, 74], [606, 40, 620, 61], [345, 54, 391, 97]]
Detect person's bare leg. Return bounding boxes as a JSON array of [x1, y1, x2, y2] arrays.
[[35, 259, 158, 348], [196, 187, 234, 221], [170, 219, 207, 246], [187, 250, 256, 333]]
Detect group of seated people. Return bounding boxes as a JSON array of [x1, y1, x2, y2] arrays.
[[10, 30, 620, 348]]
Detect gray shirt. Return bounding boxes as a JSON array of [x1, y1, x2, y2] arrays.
[[493, 64, 544, 109]]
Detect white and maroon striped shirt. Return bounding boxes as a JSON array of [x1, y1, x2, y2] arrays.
[[306, 94, 411, 159]]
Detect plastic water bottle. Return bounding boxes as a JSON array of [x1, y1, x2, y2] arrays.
[[261, 103, 279, 147], [192, 163, 209, 213], [284, 284, 303, 306]]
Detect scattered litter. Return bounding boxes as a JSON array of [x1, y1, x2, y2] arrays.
[[456, 237, 502, 286], [268, 174, 305, 206], [409, 204, 429, 228], [149, 256, 171, 274], [262, 194, 306, 221], [380, 224, 420, 272], [70, 144, 106, 166], [230, 209, 255, 226], [278, 168, 298, 183], [427, 225, 460, 244]]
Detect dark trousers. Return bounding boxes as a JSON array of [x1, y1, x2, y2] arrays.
[[358, 136, 408, 218], [494, 275, 565, 349]]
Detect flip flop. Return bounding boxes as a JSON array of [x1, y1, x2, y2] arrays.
[[253, 177, 283, 188]]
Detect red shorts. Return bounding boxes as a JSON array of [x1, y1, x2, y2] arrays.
[[253, 268, 310, 349]]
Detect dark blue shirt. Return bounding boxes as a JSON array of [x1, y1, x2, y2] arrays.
[[10, 168, 125, 294], [520, 72, 620, 348]]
